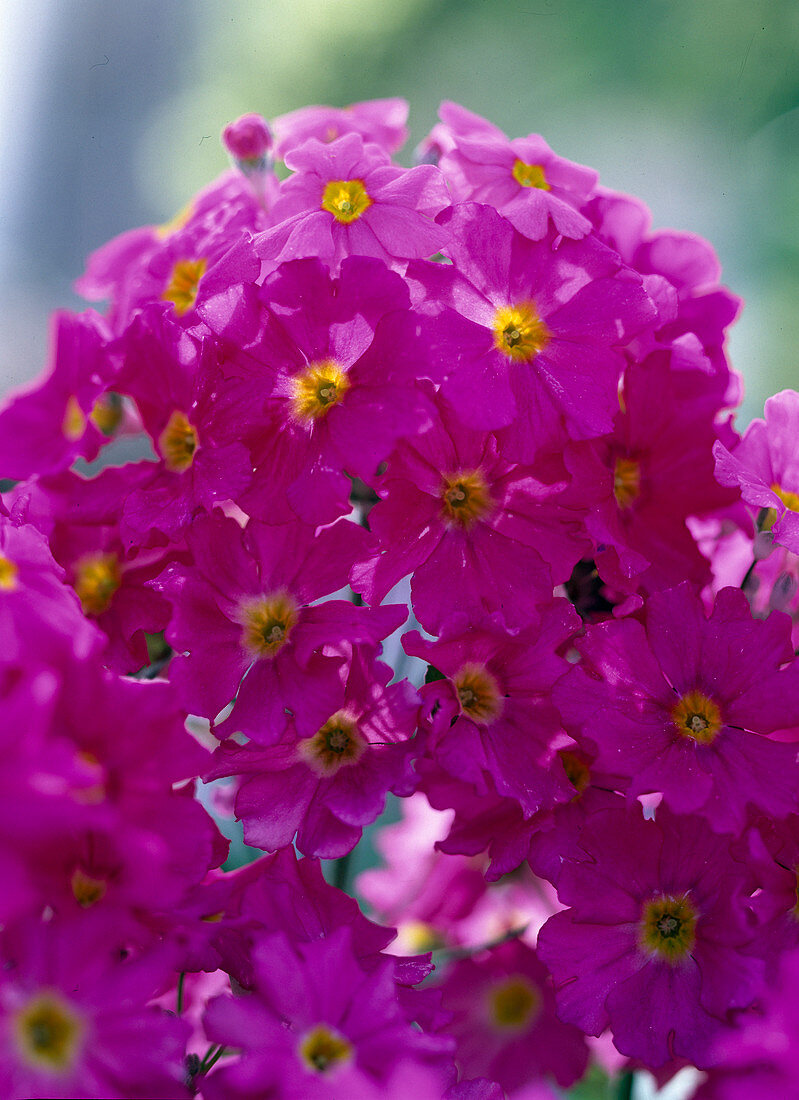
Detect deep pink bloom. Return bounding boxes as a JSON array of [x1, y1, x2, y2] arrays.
[[200, 256, 433, 525], [714, 390, 799, 554], [272, 97, 409, 158], [403, 601, 579, 816], [155, 510, 396, 740], [537, 805, 764, 1067], [206, 647, 419, 858], [254, 133, 449, 272], [202, 928, 454, 1099], [351, 399, 584, 633], [554, 583, 799, 833], [0, 310, 117, 481], [439, 937, 588, 1091], [0, 915, 190, 1099], [406, 203, 658, 455], [436, 101, 598, 240]]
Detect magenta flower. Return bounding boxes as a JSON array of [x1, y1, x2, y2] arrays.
[[554, 583, 799, 833], [0, 310, 116, 481], [114, 309, 253, 541], [537, 805, 764, 1067], [435, 100, 598, 240], [403, 601, 579, 816], [206, 647, 419, 858], [0, 914, 190, 1099], [223, 112, 272, 161], [351, 399, 584, 633], [439, 938, 588, 1091], [254, 133, 450, 272], [200, 256, 433, 525], [407, 203, 658, 455], [272, 97, 409, 158], [714, 390, 799, 554], [155, 510, 398, 740], [202, 928, 454, 1099]]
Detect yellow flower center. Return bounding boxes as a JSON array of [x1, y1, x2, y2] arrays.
[[62, 395, 86, 442], [0, 554, 18, 591], [452, 662, 504, 724], [291, 360, 351, 420], [671, 690, 722, 745], [441, 469, 494, 529], [772, 482, 799, 513], [89, 393, 123, 436], [158, 410, 199, 472], [493, 303, 550, 362], [298, 711, 367, 777], [14, 993, 84, 1072], [71, 867, 107, 908], [321, 179, 372, 223], [613, 456, 642, 509], [162, 257, 207, 315], [559, 749, 591, 794], [511, 159, 550, 190], [639, 894, 697, 963], [488, 976, 541, 1031], [73, 553, 121, 616], [240, 591, 299, 658], [298, 1025, 353, 1075]]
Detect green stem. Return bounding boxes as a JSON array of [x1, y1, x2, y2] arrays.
[[176, 971, 186, 1016], [617, 1070, 634, 1100], [198, 1044, 227, 1074], [332, 850, 352, 892]]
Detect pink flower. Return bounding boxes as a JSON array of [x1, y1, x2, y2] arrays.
[[272, 97, 409, 158], [254, 133, 450, 272], [537, 805, 764, 1067], [435, 101, 598, 240], [714, 390, 799, 554]]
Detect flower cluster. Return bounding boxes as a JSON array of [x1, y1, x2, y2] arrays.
[[1, 95, 798, 1098]]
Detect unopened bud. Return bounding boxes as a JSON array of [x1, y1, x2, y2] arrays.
[[222, 113, 272, 164]]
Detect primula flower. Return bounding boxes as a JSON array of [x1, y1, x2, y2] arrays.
[[202, 928, 454, 1100], [114, 309, 253, 541], [200, 255, 433, 525], [0, 915, 190, 1099], [439, 937, 588, 1092], [537, 805, 764, 1067], [403, 601, 579, 816], [272, 97, 409, 158], [206, 646, 419, 858], [0, 310, 117, 481], [155, 510, 397, 740], [714, 389, 799, 554], [254, 132, 450, 272], [406, 203, 658, 455], [554, 583, 799, 833], [435, 100, 598, 239], [351, 398, 585, 633]]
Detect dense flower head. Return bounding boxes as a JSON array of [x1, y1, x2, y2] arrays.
[[4, 93, 792, 1096]]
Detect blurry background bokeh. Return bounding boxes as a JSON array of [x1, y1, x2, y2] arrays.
[[1, 0, 797, 424]]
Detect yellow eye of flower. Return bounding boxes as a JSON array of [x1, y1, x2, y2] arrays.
[[239, 591, 299, 658], [639, 894, 698, 963], [0, 554, 18, 591], [493, 303, 550, 362], [488, 976, 541, 1031], [452, 662, 504, 723], [73, 553, 121, 616], [512, 159, 550, 190], [298, 1025, 353, 1074], [162, 257, 206, 315], [62, 395, 86, 441], [291, 360, 350, 420], [321, 179, 372, 223], [14, 993, 84, 1072], [298, 711, 367, 776], [441, 470, 494, 528], [613, 457, 642, 509], [671, 690, 722, 745], [158, 410, 199, 472]]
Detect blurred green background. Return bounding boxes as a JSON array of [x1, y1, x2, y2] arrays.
[[2, 0, 797, 423], [2, 0, 798, 422]]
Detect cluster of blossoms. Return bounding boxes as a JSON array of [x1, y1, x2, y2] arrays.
[[2, 95, 799, 1098]]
